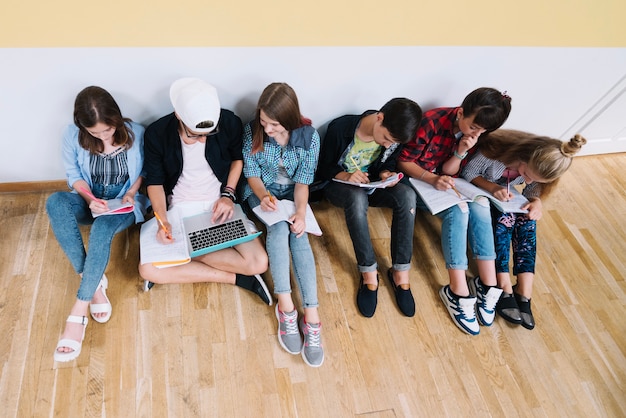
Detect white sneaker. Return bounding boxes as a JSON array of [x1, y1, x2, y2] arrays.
[[469, 277, 503, 326], [439, 285, 479, 335]]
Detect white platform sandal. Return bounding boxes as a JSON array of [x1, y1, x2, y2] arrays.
[[90, 274, 112, 323], [54, 315, 88, 362]]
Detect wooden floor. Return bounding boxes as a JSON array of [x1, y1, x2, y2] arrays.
[[1, 153, 625, 418]]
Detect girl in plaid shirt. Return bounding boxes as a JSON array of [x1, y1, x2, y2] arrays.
[[242, 83, 324, 367]]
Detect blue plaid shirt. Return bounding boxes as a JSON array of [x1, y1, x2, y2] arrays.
[[242, 122, 320, 201]]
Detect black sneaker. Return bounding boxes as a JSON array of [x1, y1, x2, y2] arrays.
[[143, 281, 155, 292], [235, 274, 272, 306], [386, 269, 415, 317], [356, 274, 378, 318], [496, 292, 522, 325], [514, 292, 535, 330]]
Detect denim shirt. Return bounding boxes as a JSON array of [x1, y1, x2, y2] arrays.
[[61, 121, 148, 223], [242, 122, 320, 202]]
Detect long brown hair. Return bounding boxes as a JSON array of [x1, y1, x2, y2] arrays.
[[479, 129, 586, 196], [251, 82, 311, 154], [74, 86, 134, 154]]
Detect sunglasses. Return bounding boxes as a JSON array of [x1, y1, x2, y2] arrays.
[[181, 121, 219, 139]]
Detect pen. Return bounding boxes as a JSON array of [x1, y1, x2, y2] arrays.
[[78, 186, 106, 205], [349, 155, 359, 171], [506, 169, 510, 195], [154, 211, 172, 239]]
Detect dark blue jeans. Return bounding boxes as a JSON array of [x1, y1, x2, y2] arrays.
[[325, 181, 416, 273]]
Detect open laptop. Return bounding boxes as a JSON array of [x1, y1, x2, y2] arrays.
[[182, 204, 262, 258]]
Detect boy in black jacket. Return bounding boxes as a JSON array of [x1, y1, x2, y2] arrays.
[[318, 98, 422, 318]]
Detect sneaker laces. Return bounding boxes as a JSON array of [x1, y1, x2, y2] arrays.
[[483, 289, 501, 311], [458, 301, 476, 320], [304, 323, 321, 348], [282, 311, 299, 335]]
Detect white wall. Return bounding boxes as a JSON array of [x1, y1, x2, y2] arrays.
[[1, 46, 625, 183]]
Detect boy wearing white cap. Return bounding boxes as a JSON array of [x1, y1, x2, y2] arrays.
[[140, 78, 271, 305]]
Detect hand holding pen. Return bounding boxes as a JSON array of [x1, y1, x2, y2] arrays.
[[154, 211, 173, 243], [433, 175, 457, 193], [262, 189, 277, 212], [346, 155, 369, 184], [78, 186, 109, 213], [493, 169, 514, 202]]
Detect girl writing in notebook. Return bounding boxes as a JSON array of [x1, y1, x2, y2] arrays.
[[462, 130, 586, 329], [46, 86, 148, 362], [242, 82, 324, 367]]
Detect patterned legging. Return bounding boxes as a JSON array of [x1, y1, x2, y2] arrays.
[[491, 207, 537, 275]]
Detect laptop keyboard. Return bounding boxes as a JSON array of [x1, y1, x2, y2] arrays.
[[188, 218, 248, 252]]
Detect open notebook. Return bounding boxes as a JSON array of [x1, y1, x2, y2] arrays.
[[252, 199, 322, 236], [140, 204, 262, 268]]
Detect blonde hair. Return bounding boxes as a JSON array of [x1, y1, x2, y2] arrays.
[[479, 130, 587, 196]]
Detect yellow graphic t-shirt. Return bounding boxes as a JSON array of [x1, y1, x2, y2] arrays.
[[344, 135, 382, 173]]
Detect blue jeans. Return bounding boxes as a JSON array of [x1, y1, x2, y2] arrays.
[[416, 195, 495, 270], [246, 183, 318, 308], [46, 184, 135, 302], [324, 181, 416, 273]]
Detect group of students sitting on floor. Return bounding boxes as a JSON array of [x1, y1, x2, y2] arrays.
[[47, 78, 586, 367]]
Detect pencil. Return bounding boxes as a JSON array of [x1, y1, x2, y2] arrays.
[[349, 155, 359, 171], [78, 186, 106, 205], [154, 211, 172, 239], [266, 190, 274, 204], [451, 186, 462, 199], [506, 170, 510, 195]]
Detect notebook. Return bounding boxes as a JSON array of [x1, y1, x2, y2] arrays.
[[182, 204, 262, 258], [252, 199, 322, 236]]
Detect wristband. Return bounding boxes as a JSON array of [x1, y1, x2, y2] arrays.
[[220, 191, 236, 202], [220, 186, 237, 202], [453, 150, 468, 160]]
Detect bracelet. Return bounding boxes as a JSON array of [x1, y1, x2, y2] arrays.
[[220, 191, 236, 202], [223, 185, 236, 194], [419, 170, 429, 180], [453, 150, 468, 160]]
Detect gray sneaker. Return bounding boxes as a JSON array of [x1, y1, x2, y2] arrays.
[[275, 305, 302, 354], [300, 318, 324, 367]]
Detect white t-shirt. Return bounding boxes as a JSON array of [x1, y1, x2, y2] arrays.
[[170, 138, 221, 208]]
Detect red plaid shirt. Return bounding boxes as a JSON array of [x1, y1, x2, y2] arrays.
[[399, 107, 474, 174]]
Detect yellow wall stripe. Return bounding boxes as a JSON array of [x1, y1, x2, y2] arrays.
[[2, 0, 625, 47]]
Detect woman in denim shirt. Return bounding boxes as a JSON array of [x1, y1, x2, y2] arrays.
[[46, 86, 147, 362]]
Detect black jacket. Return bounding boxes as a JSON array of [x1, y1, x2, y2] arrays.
[[144, 110, 243, 198], [317, 111, 402, 183]]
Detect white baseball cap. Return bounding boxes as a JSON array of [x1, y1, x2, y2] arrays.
[[169, 77, 220, 133]]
